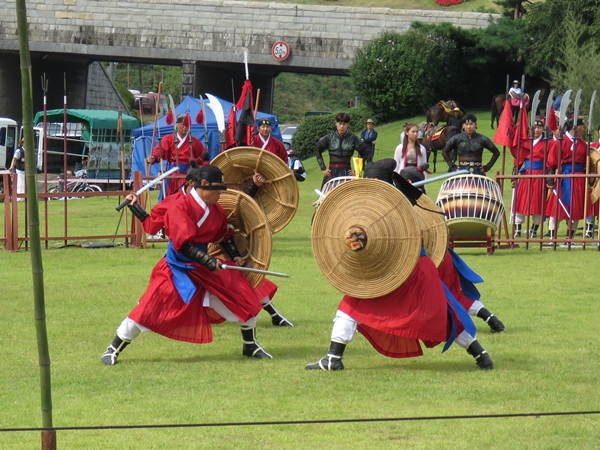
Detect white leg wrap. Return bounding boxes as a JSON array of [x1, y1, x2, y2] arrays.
[[116, 317, 149, 341], [469, 301, 485, 316], [331, 310, 358, 344], [548, 217, 557, 230], [532, 214, 542, 225], [206, 293, 257, 327], [455, 330, 475, 349], [514, 213, 524, 225], [260, 296, 270, 306]]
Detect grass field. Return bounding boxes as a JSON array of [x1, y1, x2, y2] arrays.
[[1, 113, 600, 449]]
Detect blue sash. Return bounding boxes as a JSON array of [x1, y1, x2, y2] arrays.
[[442, 283, 477, 352], [559, 163, 584, 207], [448, 248, 483, 300], [519, 159, 544, 173], [165, 241, 208, 304]]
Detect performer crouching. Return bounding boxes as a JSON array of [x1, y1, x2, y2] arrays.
[[101, 166, 272, 365]]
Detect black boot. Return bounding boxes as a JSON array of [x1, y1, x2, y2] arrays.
[[262, 301, 294, 327], [585, 222, 594, 239], [101, 335, 130, 365], [528, 224, 539, 238], [305, 341, 346, 371], [241, 326, 272, 359], [513, 223, 522, 238], [476, 307, 505, 333], [466, 340, 494, 370]]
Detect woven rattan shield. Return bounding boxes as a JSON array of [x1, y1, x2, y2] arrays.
[[208, 190, 271, 288], [414, 194, 449, 267], [311, 178, 421, 299], [211, 147, 299, 233]]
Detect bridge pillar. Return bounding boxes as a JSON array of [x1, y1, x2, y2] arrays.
[[0, 53, 23, 121], [193, 62, 275, 114]]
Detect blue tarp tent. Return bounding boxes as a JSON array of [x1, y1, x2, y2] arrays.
[[131, 95, 281, 177]]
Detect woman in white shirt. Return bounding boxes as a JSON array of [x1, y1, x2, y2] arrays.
[[393, 123, 428, 177]]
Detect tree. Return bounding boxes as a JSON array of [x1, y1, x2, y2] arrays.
[[349, 30, 458, 120]]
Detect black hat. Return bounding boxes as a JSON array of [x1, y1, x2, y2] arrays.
[[257, 118, 271, 127], [533, 118, 544, 127], [462, 113, 477, 124], [565, 117, 584, 130], [176, 114, 186, 123], [196, 166, 227, 190]]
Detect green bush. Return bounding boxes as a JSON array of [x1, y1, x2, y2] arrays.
[[292, 106, 377, 160], [114, 81, 136, 115]]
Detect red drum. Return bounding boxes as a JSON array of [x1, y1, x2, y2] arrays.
[[435, 174, 505, 238]]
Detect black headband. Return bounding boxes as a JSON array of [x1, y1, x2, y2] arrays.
[[198, 183, 227, 191]]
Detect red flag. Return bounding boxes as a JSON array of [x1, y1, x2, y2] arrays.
[[510, 107, 530, 161], [548, 105, 558, 133], [225, 106, 237, 149], [493, 100, 515, 148], [235, 80, 255, 146], [195, 109, 204, 125]]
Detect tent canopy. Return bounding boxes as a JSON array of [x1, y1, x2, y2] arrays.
[[131, 95, 281, 177], [34, 109, 139, 131]]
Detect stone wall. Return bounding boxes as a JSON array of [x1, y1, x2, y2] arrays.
[[86, 62, 129, 111]]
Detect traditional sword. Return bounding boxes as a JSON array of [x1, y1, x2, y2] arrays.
[[220, 264, 289, 278], [115, 167, 180, 211]]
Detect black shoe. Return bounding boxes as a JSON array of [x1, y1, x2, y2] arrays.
[[466, 340, 494, 370], [487, 315, 505, 333], [528, 230, 538, 238], [305, 355, 344, 371], [101, 336, 130, 365], [271, 315, 294, 327], [242, 343, 273, 359]]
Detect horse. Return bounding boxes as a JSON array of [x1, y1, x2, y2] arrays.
[[491, 93, 532, 129], [426, 100, 462, 126], [419, 124, 461, 173]]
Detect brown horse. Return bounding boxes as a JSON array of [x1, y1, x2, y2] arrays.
[[426, 100, 462, 126], [491, 94, 531, 129], [419, 124, 461, 173]]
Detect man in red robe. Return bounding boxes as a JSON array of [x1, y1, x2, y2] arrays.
[[251, 118, 288, 163], [147, 114, 205, 196], [101, 166, 272, 365]]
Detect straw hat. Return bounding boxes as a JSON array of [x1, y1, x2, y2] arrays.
[[211, 147, 299, 233], [312, 178, 421, 299], [414, 195, 448, 267], [208, 190, 271, 288]]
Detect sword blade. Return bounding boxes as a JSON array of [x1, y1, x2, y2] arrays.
[[531, 90, 541, 126], [412, 169, 470, 187], [115, 167, 180, 211], [220, 264, 289, 278], [559, 89, 572, 129], [588, 90, 597, 132]]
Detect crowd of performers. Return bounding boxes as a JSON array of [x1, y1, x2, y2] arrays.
[[102, 112, 507, 372]]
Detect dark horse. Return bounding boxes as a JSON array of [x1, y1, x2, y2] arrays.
[[419, 124, 461, 173], [426, 100, 463, 126], [491, 94, 531, 129]]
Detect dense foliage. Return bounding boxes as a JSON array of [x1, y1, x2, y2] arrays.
[[349, 30, 459, 121]]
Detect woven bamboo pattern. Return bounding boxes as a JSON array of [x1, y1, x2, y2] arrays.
[[414, 194, 449, 267], [208, 190, 271, 288], [212, 147, 299, 233], [312, 178, 421, 299]]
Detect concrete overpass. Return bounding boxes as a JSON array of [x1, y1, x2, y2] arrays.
[[0, 0, 497, 119]]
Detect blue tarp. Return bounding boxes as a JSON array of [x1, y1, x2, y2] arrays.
[[131, 95, 281, 177]]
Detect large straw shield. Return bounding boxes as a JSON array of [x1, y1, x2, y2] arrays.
[[414, 194, 448, 267], [211, 147, 299, 233], [312, 178, 421, 299], [208, 190, 271, 288]]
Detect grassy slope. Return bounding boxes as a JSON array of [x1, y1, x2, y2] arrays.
[[1, 114, 600, 448]]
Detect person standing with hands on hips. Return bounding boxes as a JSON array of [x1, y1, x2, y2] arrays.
[[360, 119, 378, 164], [315, 112, 368, 186], [8, 138, 26, 201]]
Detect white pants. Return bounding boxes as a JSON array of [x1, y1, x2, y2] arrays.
[[329, 310, 475, 350], [16, 170, 25, 200], [548, 217, 579, 231], [514, 213, 542, 225], [116, 290, 257, 341]]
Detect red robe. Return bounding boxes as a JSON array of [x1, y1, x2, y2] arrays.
[[151, 133, 205, 195], [338, 255, 450, 359], [251, 134, 289, 163], [545, 134, 593, 221], [128, 190, 262, 344], [437, 250, 475, 313], [514, 135, 547, 216]]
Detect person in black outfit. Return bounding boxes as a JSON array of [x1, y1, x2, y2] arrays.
[[447, 107, 463, 129]]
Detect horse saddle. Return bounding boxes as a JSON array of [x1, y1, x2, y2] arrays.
[[509, 93, 530, 108], [438, 101, 454, 115], [430, 125, 446, 141]]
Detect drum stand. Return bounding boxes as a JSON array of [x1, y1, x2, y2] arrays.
[[448, 227, 497, 255]]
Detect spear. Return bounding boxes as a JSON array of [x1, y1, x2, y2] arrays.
[[567, 89, 582, 244], [583, 90, 597, 248], [16, 0, 55, 448], [539, 89, 554, 248]]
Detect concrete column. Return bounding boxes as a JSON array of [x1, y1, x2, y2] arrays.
[[181, 61, 196, 99], [0, 53, 23, 121]]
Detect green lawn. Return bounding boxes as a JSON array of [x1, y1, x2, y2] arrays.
[[1, 114, 599, 448]]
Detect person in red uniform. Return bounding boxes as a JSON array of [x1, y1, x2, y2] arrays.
[[101, 166, 272, 365], [585, 125, 600, 238], [146, 113, 205, 196], [512, 119, 547, 238], [251, 118, 288, 163], [306, 161, 494, 371], [545, 117, 593, 239], [125, 162, 293, 328]]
